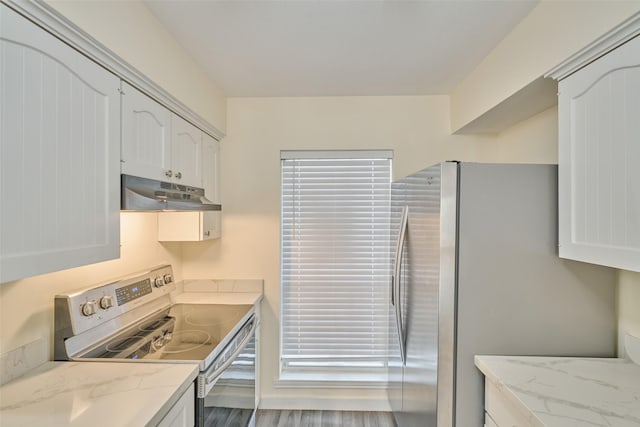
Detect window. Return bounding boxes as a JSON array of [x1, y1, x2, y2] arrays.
[[280, 150, 392, 382]]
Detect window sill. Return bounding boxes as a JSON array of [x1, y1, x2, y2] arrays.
[[275, 370, 388, 389]]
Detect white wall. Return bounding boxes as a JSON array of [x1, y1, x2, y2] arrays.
[[181, 96, 559, 409], [46, 0, 227, 133], [451, 0, 640, 132], [0, 213, 182, 357]]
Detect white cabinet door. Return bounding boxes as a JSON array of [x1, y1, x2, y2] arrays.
[[157, 384, 195, 427], [0, 5, 120, 283], [202, 134, 220, 204], [122, 84, 204, 189], [171, 114, 202, 188], [121, 81, 172, 182], [558, 35, 640, 272], [158, 211, 220, 241]]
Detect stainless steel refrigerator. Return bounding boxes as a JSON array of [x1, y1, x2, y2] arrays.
[[387, 162, 617, 427]]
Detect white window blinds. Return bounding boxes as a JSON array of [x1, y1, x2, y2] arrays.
[[280, 150, 392, 376]]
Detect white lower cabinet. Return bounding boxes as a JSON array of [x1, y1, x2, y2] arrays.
[[158, 211, 221, 241], [0, 4, 120, 283], [484, 379, 532, 427], [158, 384, 195, 427]]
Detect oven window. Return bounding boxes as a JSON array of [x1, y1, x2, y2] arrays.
[[201, 334, 256, 426]]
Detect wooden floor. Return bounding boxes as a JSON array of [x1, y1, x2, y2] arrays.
[[255, 410, 397, 427], [204, 407, 254, 426]]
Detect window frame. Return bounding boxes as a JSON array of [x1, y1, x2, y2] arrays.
[[279, 149, 393, 384]]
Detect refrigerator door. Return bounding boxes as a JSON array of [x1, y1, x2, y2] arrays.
[[392, 205, 409, 362], [436, 161, 459, 427], [387, 178, 406, 417], [391, 164, 442, 427]]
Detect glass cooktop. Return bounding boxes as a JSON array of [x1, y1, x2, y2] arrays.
[[77, 304, 253, 362]]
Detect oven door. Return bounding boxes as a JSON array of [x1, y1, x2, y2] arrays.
[[197, 315, 257, 427]]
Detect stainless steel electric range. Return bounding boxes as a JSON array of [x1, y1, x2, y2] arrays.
[[54, 265, 257, 427]]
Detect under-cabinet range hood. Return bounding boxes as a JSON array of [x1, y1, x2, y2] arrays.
[[121, 174, 221, 211]]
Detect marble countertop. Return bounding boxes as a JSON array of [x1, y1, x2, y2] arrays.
[[475, 355, 640, 427], [0, 361, 198, 427], [172, 279, 263, 306]]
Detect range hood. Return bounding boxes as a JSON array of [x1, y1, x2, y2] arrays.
[[121, 174, 221, 212]]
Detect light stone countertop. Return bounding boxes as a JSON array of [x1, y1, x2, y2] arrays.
[[172, 279, 263, 306], [0, 361, 198, 427], [475, 355, 640, 427]]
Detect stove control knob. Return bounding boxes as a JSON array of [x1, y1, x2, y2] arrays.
[[99, 295, 114, 310], [154, 276, 165, 287], [163, 274, 173, 284], [81, 301, 97, 317]]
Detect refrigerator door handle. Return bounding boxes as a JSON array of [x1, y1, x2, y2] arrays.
[[392, 205, 409, 363]]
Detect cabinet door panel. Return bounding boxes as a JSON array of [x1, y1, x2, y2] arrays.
[[121, 81, 172, 182], [171, 114, 202, 187], [157, 385, 195, 427], [202, 134, 220, 203], [0, 5, 120, 283], [558, 35, 640, 271]]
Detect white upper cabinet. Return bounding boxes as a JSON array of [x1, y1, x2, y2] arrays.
[[121, 81, 172, 182], [0, 5, 120, 283], [157, 133, 222, 242], [171, 113, 203, 188], [202, 133, 220, 204], [554, 34, 640, 272], [122, 82, 205, 188]]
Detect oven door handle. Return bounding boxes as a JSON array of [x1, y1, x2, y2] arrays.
[[205, 316, 257, 386]]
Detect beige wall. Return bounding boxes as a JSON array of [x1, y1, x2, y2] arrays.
[[46, 0, 227, 133], [451, 0, 640, 132], [0, 213, 182, 356], [181, 96, 559, 409]]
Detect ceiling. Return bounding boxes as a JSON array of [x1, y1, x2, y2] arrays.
[[145, 0, 538, 97]]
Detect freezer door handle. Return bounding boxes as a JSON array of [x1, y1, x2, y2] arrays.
[[392, 205, 409, 363]]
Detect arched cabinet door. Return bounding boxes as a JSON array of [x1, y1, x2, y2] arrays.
[[558, 35, 640, 272], [121, 82, 204, 189], [0, 4, 121, 283], [171, 113, 203, 188], [121, 81, 172, 182]]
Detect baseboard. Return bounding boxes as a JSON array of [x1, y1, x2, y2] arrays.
[[259, 395, 392, 412]]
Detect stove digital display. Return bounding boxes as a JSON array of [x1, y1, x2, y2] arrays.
[[115, 279, 152, 306]]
